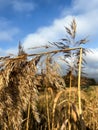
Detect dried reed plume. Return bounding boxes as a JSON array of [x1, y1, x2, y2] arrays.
[[0, 55, 41, 129]]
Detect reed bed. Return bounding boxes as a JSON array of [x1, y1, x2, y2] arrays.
[[0, 54, 98, 130], [0, 19, 97, 130]]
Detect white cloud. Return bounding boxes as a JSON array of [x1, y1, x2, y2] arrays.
[[0, 47, 18, 57], [22, 0, 98, 49], [85, 49, 98, 64], [5, 47, 18, 56], [12, 0, 36, 12], [0, 28, 20, 41], [0, 18, 20, 41], [0, 48, 5, 56], [73, 0, 98, 13], [75, 10, 98, 37], [23, 15, 73, 49], [22, 11, 98, 49], [85, 49, 98, 81]]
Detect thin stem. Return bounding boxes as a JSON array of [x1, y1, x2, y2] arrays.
[[26, 101, 31, 130], [52, 90, 64, 130], [46, 90, 50, 130], [68, 71, 72, 130], [78, 48, 82, 115]]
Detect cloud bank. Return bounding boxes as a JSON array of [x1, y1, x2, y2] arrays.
[[22, 0, 98, 49]]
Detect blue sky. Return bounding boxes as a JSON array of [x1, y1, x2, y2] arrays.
[[0, 0, 71, 50], [0, 0, 98, 81]]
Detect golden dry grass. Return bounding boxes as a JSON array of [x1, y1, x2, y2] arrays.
[[0, 56, 41, 130], [0, 19, 97, 130], [0, 54, 98, 130], [38, 87, 98, 130]]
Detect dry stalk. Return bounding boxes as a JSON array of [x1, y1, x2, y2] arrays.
[[45, 89, 50, 130], [26, 100, 31, 130], [78, 48, 82, 116], [68, 71, 72, 130], [52, 90, 64, 130]]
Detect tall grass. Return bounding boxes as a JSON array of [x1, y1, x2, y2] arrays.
[[0, 19, 97, 130], [0, 52, 98, 130]]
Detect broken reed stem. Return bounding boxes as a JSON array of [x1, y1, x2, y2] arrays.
[[28, 47, 81, 57], [1, 47, 81, 61], [26, 100, 31, 130], [78, 48, 82, 116]]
